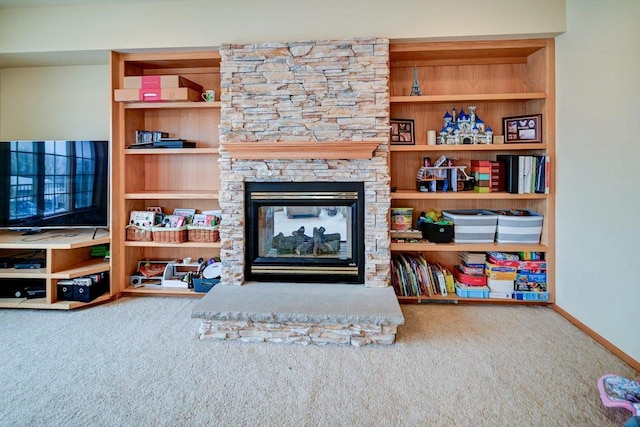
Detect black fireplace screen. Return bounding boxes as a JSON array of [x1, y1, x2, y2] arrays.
[[245, 182, 365, 283]]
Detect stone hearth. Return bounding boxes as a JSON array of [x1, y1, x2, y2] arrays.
[[192, 282, 404, 346]]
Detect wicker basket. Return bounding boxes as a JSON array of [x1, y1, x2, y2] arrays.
[[151, 226, 188, 243], [126, 225, 153, 242], [187, 225, 220, 242]]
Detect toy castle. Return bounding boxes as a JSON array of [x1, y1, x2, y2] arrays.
[[439, 106, 493, 145]]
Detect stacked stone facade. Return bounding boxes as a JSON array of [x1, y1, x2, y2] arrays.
[[199, 319, 398, 346], [218, 38, 391, 288]]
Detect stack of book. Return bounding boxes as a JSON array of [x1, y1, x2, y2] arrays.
[[454, 252, 487, 287], [490, 161, 505, 192], [496, 155, 549, 194], [471, 160, 491, 193]]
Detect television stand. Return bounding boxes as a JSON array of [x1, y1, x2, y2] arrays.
[[0, 229, 111, 310]]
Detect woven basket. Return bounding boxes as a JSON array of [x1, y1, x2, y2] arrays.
[[187, 225, 220, 242], [151, 226, 188, 243], [126, 225, 153, 242]]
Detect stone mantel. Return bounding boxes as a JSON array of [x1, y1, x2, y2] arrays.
[[220, 141, 381, 160]]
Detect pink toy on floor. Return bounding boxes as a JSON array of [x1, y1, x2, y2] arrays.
[[598, 374, 640, 416]]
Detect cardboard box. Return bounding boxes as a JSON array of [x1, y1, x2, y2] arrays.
[[114, 87, 201, 102], [487, 278, 515, 293], [123, 75, 203, 93]]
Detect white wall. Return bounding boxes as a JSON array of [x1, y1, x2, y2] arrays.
[[0, 65, 109, 139], [555, 0, 640, 364], [0, 0, 565, 53]]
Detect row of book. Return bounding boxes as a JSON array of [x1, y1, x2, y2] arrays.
[[496, 155, 549, 194], [391, 253, 454, 297], [392, 251, 547, 299]]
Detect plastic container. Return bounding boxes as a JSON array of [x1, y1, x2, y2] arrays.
[[455, 284, 491, 298], [492, 210, 544, 243], [391, 207, 413, 231], [442, 209, 498, 243], [513, 291, 549, 301], [193, 277, 220, 293], [420, 222, 454, 243]]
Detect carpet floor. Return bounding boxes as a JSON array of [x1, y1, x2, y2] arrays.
[[0, 296, 637, 426]]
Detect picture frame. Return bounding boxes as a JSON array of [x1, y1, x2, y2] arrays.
[[502, 114, 542, 143], [390, 119, 415, 145]]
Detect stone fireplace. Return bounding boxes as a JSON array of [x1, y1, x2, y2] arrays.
[[244, 181, 365, 284], [192, 38, 404, 346], [217, 37, 391, 288]]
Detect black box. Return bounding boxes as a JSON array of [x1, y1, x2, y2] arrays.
[[72, 273, 109, 302], [73, 281, 106, 302], [57, 281, 75, 300], [420, 222, 454, 243]]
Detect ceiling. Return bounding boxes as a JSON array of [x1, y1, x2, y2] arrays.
[[0, 0, 176, 8]]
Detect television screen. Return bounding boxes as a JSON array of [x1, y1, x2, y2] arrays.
[[0, 140, 109, 231]]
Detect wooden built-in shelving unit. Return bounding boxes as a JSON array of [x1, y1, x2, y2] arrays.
[[388, 38, 555, 305]]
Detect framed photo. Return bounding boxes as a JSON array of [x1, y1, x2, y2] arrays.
[[390, 119, 415, 145], [502, 114, 542, 143]]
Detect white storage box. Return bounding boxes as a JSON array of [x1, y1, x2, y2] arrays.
[[493, 210, 543, 243], [442, 210, 498, 243], [487, 278, 515, 293]]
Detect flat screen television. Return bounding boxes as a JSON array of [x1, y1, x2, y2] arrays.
[[0, 140, 109, 232]]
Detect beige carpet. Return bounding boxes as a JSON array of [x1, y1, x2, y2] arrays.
[[0, 296, 637, 426]]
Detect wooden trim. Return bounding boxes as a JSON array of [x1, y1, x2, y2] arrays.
[[552, 304, 640, 372], [390, 143, 547, 152], [390, 93, 547, 103], [390, 242, 547, 252], [221, 141, 380, 160]]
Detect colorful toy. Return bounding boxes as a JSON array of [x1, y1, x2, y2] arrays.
[[598, 374, 640, 416]]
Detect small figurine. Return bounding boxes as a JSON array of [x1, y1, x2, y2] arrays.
[[410, 66, 422, 96]]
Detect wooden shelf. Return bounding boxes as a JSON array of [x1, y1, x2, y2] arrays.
[[124, 241, 222, 249], [397, 295, 549, 305], [221, 141, 380, 160], [120, 286, 204, 297], [389, 39, 548, 66], [390, 93, 546, 103], [391, 190, 548, 200], [125, 147, 219, 155], [124, 191, 219, 200], [390, 242, 548, 252], [123, 101, 221, 109], [0, 268, 48, 279], [0, 229, 109, 250], [50, 259, 110, 279], [0, 293, 112, 310], [390, 143, 547, 152]]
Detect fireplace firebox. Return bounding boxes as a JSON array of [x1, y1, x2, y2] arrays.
[[245, 182, 365, 284]]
